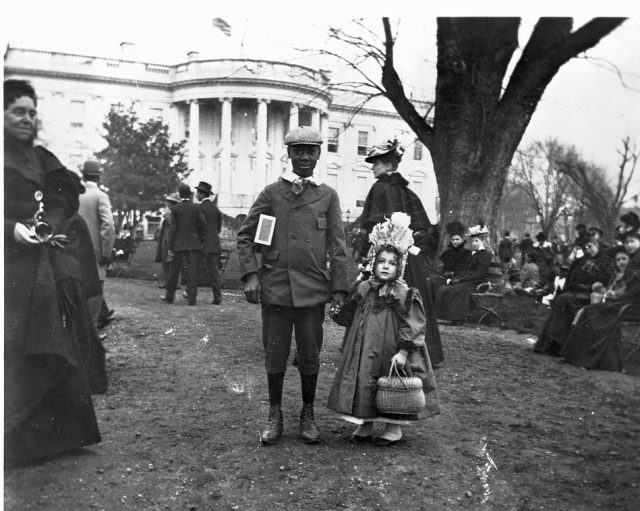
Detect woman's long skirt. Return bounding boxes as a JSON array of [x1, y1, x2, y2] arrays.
[[560, 301, 628, 371], [435, 281, 478, 322], [535, 292, 590, 356], [404, 253, 444, 366]]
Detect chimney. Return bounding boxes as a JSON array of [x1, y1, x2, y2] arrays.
[[187, 51, 200, 62], [120, 41, 135, 59]]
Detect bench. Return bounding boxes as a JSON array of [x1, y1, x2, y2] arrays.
[[470, 262, 506, 328], [619, 303, 640, 371], [108, 236, 140, 278], [219, 247, 232, 275]]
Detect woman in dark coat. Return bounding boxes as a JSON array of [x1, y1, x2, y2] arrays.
[[424, 221, 471, 304], [356, 139, 444, 366], [535, 237, 614, 356], [560, 233, 640, 371], [4, 80, 101, 464], [435, 225, 493, 325]]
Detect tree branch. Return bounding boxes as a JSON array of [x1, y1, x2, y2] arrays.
[[380, 17, 434, 150]]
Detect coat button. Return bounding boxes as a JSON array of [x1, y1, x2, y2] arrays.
[[291, 234, 296, 240]]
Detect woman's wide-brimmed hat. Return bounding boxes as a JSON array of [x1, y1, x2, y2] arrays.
[[467, 223, 489, 237], [364, 139, 405, 163]]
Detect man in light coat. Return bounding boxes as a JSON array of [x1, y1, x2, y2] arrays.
[[237, 126, 348, 446], [78, 159, 116, 328]]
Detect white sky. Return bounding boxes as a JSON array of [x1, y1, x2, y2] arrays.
[[3, 1, 639, 191]]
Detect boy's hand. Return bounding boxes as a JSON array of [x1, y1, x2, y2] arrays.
[[244, 273, 261, 304], [330, 291, 347, 312]]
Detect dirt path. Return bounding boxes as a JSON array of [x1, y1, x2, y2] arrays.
[[4, 278, 640, 510]]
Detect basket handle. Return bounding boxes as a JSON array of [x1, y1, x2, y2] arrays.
[[388, 360, 412, 391]]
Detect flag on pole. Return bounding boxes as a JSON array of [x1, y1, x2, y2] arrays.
[[212, 18, 232, 37]]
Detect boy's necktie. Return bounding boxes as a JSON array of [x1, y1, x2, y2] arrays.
[[292, 178, 309, 195]]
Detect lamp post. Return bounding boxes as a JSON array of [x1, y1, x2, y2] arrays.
[[345, 209, 351, 224]]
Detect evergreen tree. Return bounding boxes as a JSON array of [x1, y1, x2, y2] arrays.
[[97, 104, 188, 227]]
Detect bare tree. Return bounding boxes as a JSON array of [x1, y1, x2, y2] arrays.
[[556, 137, 638, 236], [511, 139, 579, 236], [323, 17, 625, 255]]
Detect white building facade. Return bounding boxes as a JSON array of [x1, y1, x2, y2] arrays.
[[5, 46, 437, 221]]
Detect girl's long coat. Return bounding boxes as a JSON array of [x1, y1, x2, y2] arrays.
[[327, 281, 440, 420]]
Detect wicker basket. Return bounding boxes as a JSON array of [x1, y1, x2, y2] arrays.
[[375, 361, 425, 415]]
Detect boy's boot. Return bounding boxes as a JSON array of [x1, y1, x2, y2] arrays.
[[299, 403, 319, 444], [260, 405, 283, 445]]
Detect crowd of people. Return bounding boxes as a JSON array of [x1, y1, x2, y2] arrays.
[[5, 76, 638, 469]]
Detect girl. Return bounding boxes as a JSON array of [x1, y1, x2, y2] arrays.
[[327, 214, 439, 445]]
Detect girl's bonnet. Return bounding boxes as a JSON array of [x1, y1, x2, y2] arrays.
[[366, 212, 415, 279]]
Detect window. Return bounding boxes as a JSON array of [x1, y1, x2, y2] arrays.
[[413, 143, 423, 160], [68, 154, 84, 171], [357, 131, 369, 156], [356, 175, 368, 199], [70, 100, 85, 129], [328, 127, 339, 153], [149, 108, 164, 121], [325, 173, 338, 190]]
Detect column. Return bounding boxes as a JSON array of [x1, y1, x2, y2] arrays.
[[289, 103, 299, 131], [92, 95, 105, 148], [256, 98, 269, 191], [188, 99, 200, 173], [50, 92, 66, 157], [219, 98, 233, 205], [318, 111, 329, 182], [168, 103, 181, 143], [311, 108, 321, 130]]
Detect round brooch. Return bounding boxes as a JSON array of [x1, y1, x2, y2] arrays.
[[34, 190, 43, 201]]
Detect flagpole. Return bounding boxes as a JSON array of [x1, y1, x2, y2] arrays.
[[240, 18, 248, 59]]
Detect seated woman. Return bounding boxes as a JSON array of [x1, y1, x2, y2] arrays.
[[534, 237, 614, 356], [434, 224, 492, 325], [424, 221, 471, 304], [561, 234, 640, 371], [515, 251, 541, 291]]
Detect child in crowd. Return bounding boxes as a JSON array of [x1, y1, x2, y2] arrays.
[[519, 251, 541, 290], [327, 213, 439, 445]]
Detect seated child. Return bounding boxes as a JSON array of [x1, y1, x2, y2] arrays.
[[327, 213, 439, 445]]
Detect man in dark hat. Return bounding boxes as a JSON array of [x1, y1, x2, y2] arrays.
[[498, 230, 514, 268], [78, 159, 116, 329], [519, 233, 534, 267], [163, 183, 206, 305], [196, 181, 223, 305], [237, 126, 348, 446], [155, 192, 180, 288]]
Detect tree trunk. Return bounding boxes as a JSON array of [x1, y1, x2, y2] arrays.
[[379, 17, 625, 257]]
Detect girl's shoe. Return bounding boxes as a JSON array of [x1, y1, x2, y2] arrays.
[[374, 425, 403, 446], [349, 422, 373, 443]]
